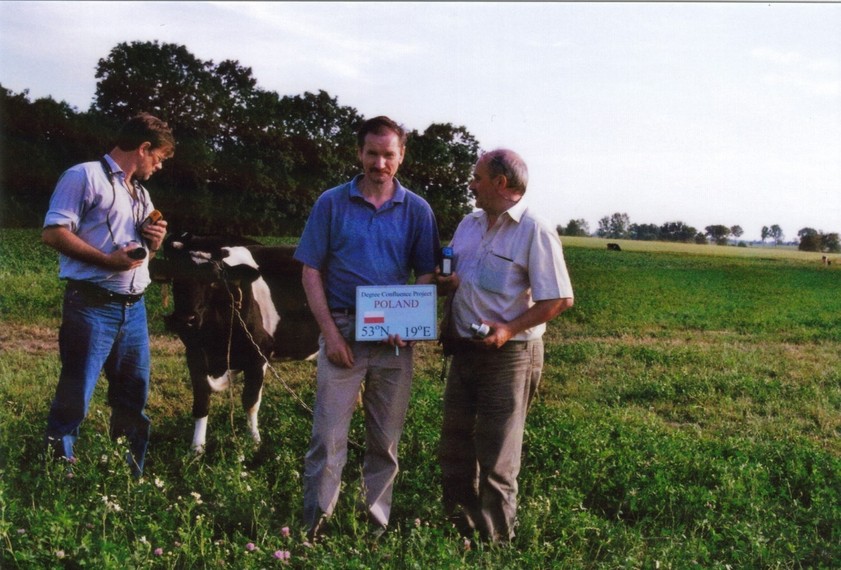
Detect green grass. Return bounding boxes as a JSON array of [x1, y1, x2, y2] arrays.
[[1, 228, 839, 568]]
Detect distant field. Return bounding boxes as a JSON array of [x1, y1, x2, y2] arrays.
[[1, 228, 839, 569], [561, 235, 834, 263]]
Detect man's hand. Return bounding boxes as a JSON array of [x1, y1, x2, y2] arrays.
[[323, 328, 355, 369], [476, 321, 514, 350], [111, 246, 147, 271], [141, 218, 168, 253], [386, 333, 412, 349], [433, 268, 460, 295]]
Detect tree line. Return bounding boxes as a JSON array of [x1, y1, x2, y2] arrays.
[[558, 213, 840, 253], [0, 41, 479, 237], [3, 40, 836, 251]]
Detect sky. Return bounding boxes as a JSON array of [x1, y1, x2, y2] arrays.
[[1, 2, 839, 241]]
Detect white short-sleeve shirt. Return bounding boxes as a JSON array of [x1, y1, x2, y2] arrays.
[[450, 200, 574, 341]]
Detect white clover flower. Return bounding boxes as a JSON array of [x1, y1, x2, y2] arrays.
[[102, 496, 123, 513]]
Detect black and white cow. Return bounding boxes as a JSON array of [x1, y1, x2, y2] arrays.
[[150, 233, 319, 452]]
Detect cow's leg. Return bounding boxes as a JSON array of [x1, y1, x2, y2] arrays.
[[192, 416, 208, 454], [190, 371, 234, 452], [241, 363, 266, 446], [189, 367, 213, 454]]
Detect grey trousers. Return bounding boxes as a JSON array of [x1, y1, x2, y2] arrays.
[[302, 315, 414, 533], [439, 339, 544, 542]]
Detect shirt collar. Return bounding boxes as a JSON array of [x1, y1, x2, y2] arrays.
[[103, 154, 124, 175], [505, 198, 528, 222], [470, 197, 528, 223], [349, 174, 407, 203]]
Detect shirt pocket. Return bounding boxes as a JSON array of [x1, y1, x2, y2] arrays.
[[478, 252, 515, 294]]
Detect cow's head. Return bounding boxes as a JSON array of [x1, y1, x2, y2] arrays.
[[150, 233, 264, 338]]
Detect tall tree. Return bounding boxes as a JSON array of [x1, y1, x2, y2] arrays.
[[659, 221, 697, 243], [0, 85, 106, 227], [1, 42, 484, 235], [769, 224, 784, 245], [94, 41, 219, 130], [797, 228, 840, 253], [629, 223, 660, 241], [273, 90, 363, 230], [705, 224, 731, 245], [559, 218, 590, 237], [823, 233, 841, 253], [401, 123, 479, 238], [597, 213, 630, 239]]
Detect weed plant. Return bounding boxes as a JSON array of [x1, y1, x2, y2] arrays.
[[1, 229, 839, 568]]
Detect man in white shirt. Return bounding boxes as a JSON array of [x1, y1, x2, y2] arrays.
[[436, 148, 574, 542]]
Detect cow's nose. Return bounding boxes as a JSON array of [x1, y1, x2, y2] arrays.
[[165, 313, 198, 332]]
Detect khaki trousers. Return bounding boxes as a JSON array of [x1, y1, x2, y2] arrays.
[[303, 314, 414, 533], [439, 339, 544, 542]]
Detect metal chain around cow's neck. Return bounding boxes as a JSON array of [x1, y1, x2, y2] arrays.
[[219, 277, 364, 450], [225, 285, 240, 434]]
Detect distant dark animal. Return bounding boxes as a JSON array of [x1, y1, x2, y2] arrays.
[[149, 233, 319, 452], [607, 243, 622, 251]]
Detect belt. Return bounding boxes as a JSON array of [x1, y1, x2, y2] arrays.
[[446, 338, 531, 354], [66, 280, 144, 305]]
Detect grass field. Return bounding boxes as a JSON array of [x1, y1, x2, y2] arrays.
[[1, 228, 839, 568]]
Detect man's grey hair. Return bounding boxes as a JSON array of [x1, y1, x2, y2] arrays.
[[483, 149, 528, 194]]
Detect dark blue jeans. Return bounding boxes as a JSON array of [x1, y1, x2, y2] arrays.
[[45, 286, 151, 476]]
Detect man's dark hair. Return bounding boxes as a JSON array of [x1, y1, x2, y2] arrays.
[[357, 116, 407, 149], [114, 113, 175, 155]]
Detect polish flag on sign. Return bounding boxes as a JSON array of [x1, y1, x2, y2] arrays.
[[363, 311, 385, 324]]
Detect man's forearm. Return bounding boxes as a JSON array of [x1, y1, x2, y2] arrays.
[[506, 298, 573, 337], [301, 265, 340, 335], [42, 226, 110, 267]]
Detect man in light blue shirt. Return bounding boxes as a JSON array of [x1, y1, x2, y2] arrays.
[[295, 116, 440, 539], [42, 113, 174, 477]]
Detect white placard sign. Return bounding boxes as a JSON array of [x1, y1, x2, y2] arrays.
[[355, 285, 438, 341]]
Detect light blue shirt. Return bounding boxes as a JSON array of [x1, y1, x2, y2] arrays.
[[43, 155, 155, 294], [294, 175, 440, 310]]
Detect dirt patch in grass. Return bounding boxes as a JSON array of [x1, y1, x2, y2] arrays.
[[0, 324, 57, 354], [0, 323, 185, 355]]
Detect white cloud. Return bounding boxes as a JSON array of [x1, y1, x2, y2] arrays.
[[751, 47, 802, 65]]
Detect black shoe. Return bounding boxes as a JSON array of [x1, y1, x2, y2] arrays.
[[306, 515, 329, 544]]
